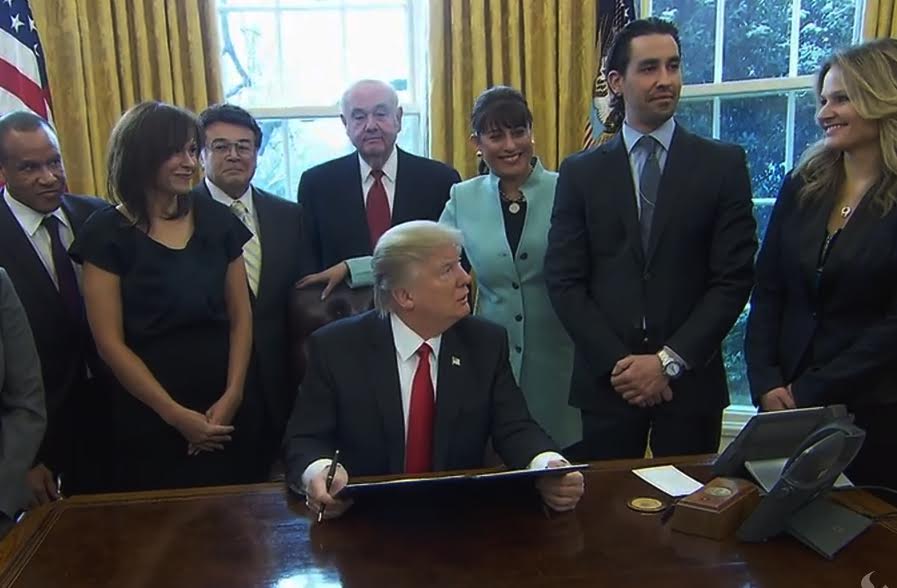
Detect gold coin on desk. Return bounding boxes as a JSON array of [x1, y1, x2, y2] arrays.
[[627, 497, 665, 513], [705, 486, 733, 498]]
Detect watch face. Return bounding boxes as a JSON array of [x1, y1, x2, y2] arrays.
[[665, 362, 682, 378]]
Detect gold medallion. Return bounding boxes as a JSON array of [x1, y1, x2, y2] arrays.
[[704, 486, 734, 498], [627, 497, 665, 513]]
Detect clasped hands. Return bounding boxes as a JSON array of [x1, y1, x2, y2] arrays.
[[168, 390, 242, 456], [610, 354, 673, 408], [305, 459, 584, 521]]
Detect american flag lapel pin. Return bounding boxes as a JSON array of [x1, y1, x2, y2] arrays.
[[451, 356, 461, 367]]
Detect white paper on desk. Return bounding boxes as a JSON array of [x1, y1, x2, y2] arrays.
[[632, 465, 703, 497]]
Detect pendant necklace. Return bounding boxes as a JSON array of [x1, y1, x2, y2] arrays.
[[499, 189, 526, 214]]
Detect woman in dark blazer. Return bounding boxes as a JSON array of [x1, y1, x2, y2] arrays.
[[745, 38, 897, 491], [438, 87, 580, 450]]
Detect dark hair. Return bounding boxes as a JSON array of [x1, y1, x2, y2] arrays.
[[0, 111, 57, 163], [198, 103, 263, 148], [470, 86, 534, 136], [106, 101, 201, 228], [604, 18, 681, 118]]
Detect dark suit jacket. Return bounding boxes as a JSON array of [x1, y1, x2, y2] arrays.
[[0, 193, 109, 473], [296, 148, 461, 272], [190, 183, 305, 437], [283, 311, 557, 483], [745, 173, 897, 409], [545, 126, 757, 416]]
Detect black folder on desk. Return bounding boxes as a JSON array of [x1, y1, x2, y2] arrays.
[[290, 464, 589, 498]]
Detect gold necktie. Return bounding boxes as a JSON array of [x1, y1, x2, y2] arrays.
[[230, 200, 262, 296]]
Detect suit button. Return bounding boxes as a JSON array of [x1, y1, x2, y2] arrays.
[[512, 282, 520, 289], [811, 311, 818, 319], [519, 252, 528, 260], [515, 345, 522, 353], [643, 272, 652, 280], [515, 314, 523, 322]]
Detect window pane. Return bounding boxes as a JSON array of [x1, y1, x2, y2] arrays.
[[722, 0, 790, 81], [219, 11, 280, 105], [652, 0, 716, 84], [720, 94, 787, 199], [723, 307, 751, 407], [345, 7, 413, 104], [793, 89, 821, 168], [676, 98, 713, 137], [798, 0, 858, 75], [280, 10, 345, 106], [253, 114, 423, 200]]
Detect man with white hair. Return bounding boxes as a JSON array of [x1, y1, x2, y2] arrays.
[[284, 221, 584, 519], [296, 79, 461, 297]]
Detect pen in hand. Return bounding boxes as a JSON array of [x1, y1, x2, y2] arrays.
[[317, 449, 341, 523]]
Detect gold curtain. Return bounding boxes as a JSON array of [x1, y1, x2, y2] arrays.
[[29, 0, 223, 197], [864, 0, 897, 38], [430, 0, 596, 179]]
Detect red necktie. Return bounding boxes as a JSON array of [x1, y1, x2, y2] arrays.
[[366, 169, 391, 249], [405, 343, 435, 473]]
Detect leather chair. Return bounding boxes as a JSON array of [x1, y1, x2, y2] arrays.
[[287, 283, 374, 390]]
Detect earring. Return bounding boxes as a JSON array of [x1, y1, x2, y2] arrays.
[[476, 150, 483, 157]]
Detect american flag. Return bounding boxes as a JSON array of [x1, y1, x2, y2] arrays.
[[583, 0, 635, 150], [0, 0, 52, 119]]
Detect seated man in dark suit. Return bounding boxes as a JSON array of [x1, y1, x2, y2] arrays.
[[0, 111, 109, 501], [296, 79, 461, 297], [284, 221, 584, 519]]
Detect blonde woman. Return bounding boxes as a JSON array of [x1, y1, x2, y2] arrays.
[[746, 38, 897, 493]]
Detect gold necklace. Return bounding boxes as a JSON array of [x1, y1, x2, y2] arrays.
[[499, 189, 526, 214]]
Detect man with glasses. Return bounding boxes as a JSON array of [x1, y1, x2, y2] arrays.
[[193, 103, 305, 478], [296, 79, 461, 297]]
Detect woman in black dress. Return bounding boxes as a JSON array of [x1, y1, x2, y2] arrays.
[[71, 102, 254, 491], [745, 39, 897, 492]]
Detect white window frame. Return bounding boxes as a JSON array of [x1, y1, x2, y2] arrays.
[[217, 0, 431, 190], [643, 0, 866, 438]]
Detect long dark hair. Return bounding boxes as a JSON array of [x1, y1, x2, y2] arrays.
[[106, 101, 201, 228]]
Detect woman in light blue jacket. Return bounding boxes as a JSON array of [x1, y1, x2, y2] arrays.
[[439, 87, 580, 449]]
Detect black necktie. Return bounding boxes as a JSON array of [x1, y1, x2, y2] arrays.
[[42, 215, 83, 319], [638, 135, 661, 252]]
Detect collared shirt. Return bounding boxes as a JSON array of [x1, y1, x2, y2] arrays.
[[300, 313, 564, 490], [358, 146, 398, 213], [621, 117, 676, 217], [620, 118, 689, 370], [205, 178, 261, 240], [3, 188, 78, 289]]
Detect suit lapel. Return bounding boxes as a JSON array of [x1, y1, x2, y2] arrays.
[[817, 187, 879, 293], [645, 126, 692, 264], [366, 314, 406, 473], [391, 148, 411, 225], [603, 135, 644, 266], [252, 188, 276, 305], [341, 153, 372, 251], [796, 197, 830, 293], [432, 324, 470, 471], [0, 196, 60, 306]]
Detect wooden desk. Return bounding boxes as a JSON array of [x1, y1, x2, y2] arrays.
[[1, 456, 895, 587]]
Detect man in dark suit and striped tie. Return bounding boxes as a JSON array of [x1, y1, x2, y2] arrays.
[[545, 18, 757, 460], [193, 104, 306, 478], [0, 111, 109, 501]]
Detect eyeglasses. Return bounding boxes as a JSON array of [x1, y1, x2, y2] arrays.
[[207, 140, 256, 158]]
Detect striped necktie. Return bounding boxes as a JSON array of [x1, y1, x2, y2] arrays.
[[230, 200, 262, 296]]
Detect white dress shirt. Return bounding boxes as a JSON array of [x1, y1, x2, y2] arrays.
[[621, 116, 676, 217], [358, 146, 398, 213], [205, 178, 262, 240], [301, 313, 564, 490], [3, 189, 79, 289]]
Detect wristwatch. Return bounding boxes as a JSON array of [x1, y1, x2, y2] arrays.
[[657, 349, 683, 379]]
